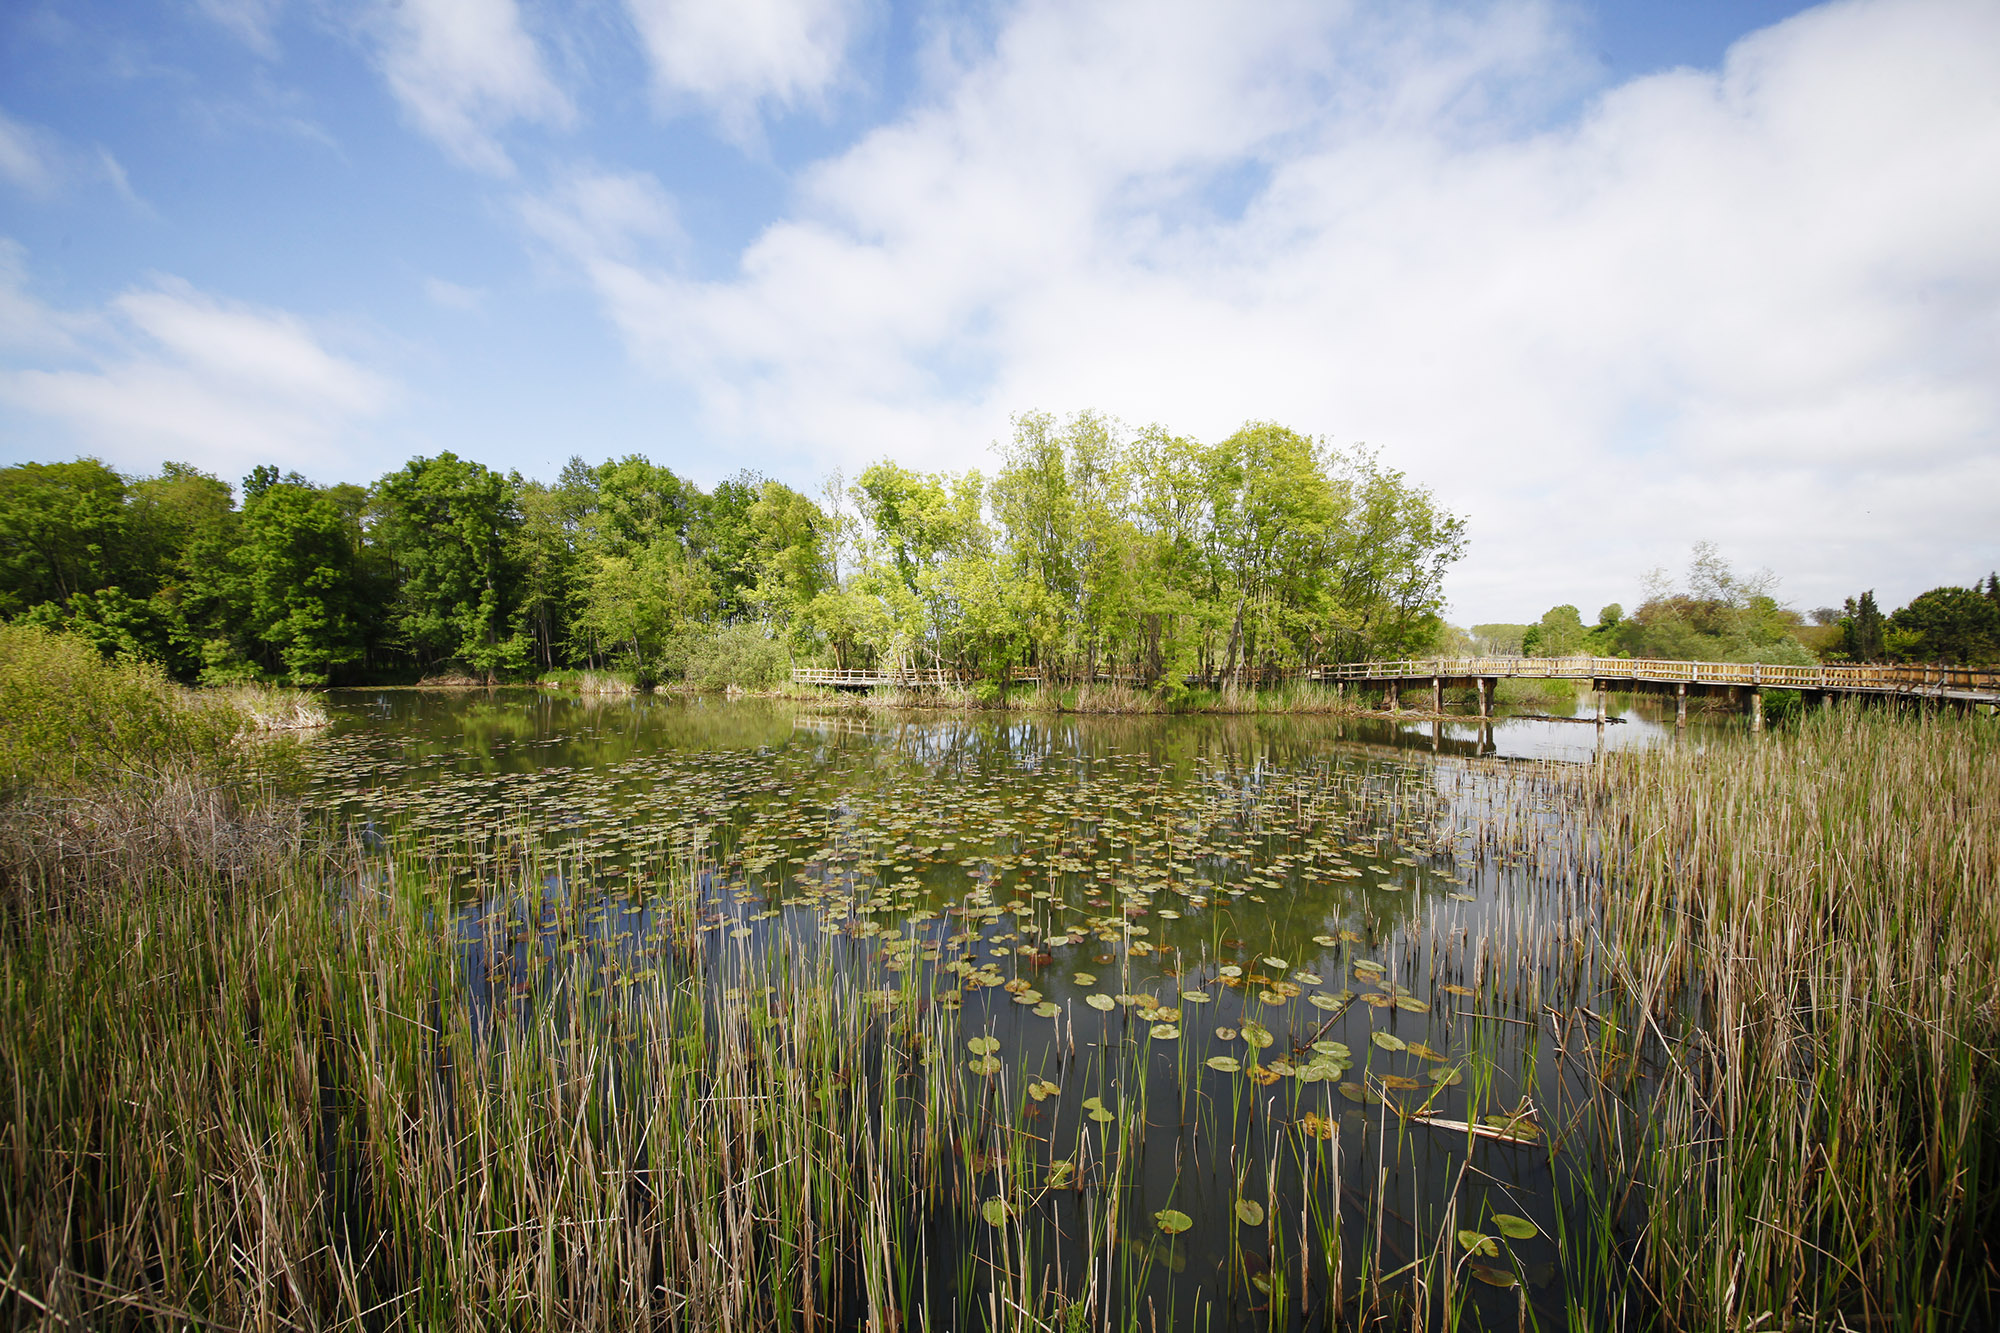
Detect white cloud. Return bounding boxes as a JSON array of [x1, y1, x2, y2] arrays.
[[367, 0, 572, 173], [622, 0, 863, 138], [0, 108, 150, 209], [423, 276, 486, 310], [529, 0, 2000, 621], [0, 252, 395, 477], [193, 0, 283, 56], [0, 110, 57, 195]]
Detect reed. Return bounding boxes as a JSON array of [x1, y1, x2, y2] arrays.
[[1583, 705, 2000, 1329]]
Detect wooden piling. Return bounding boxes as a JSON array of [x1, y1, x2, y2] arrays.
[[1676, 682, 1687, 729]]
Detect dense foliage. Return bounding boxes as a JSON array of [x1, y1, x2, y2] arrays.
[[0, 413, 1465, 687], [1835, 577, 2000, 664], [1516, 544, 1817, 665]]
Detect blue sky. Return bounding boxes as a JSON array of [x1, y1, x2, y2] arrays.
[[2, 0, 1995, 625]]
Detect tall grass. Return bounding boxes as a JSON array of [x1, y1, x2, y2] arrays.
[[1584, 706, 2000, 1329]]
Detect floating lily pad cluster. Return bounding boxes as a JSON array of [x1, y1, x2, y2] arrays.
[[302, 696, 1567, 1320]]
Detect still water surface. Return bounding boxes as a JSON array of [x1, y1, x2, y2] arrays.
[[302, 690, 1720, 1327]]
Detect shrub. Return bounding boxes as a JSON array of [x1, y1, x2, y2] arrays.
[[0, 623, 243, 796], [682, 625, 789, 691]]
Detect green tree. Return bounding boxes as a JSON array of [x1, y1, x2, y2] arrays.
[[370, 453, 526, 678], [573, 541, 714, 684], [1841, 591, 1886, 663], [237, 479, 368, 684], [0, 459, 136, 614], [1887, 586, 2000, 664], [1524, 604, 1586, 657]]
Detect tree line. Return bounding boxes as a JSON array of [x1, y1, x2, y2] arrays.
[[1473, 542, 2000, 668], [0, 412, 1466, 689]]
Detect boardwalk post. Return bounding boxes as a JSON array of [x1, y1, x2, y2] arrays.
[[1387, 680, 1399, 712], [1751, 689, 1764, 732], [1476, 677, 1490, 718], [1595, 681, 1606, 728], [1431, 676, 1441, 714], [1676, 682, 1687, 729]]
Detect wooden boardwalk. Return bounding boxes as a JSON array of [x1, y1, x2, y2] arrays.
[[791, 657, 2000, 727]]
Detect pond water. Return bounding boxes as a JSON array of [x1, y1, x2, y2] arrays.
[[301, 690, 1728, 1328]]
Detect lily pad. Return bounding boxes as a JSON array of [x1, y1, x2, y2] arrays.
[[1492, 1213, 1539, 1241], [1458, 1230, 1499, 1257], [1072, 972, 1097, 985], [1309, 994, 1344, 1011], [1032, 1001, 1060, 1018], [1206, 1055, 1242, 1072], [1263, 957, 1288, 969], [1370, 1031, 1407, 1052], [1471, 1265, 1518, 1288], [1312, 934, 1338, 946], [1149, 1023, 1181, 1040], [1155, 1209, 1192, 1235], [1298, 1112, 1335, 1140], [1027, 1078, 1060, 1101], [982, 1197, 1015, 1227], [1234, 1198, 1265, 1226], [1085, 993, 1116, 1011], [1241, 1022, 1274, 1050], [967, 1055, 1004, 1075], [967, 1036, 1001, 1055]]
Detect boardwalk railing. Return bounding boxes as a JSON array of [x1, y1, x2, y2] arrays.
[[1310, 656, 2000, 696], [793, 657, 2000, 700]]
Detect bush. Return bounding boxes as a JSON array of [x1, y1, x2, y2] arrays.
[[0, 623, 243, 796], [681, 625, 789, 691]]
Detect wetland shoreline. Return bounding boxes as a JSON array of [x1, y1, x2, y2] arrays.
[[4, 641, 1994, 1332]]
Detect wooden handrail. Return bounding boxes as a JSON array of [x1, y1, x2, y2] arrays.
[[791, 655, 2000, 696]]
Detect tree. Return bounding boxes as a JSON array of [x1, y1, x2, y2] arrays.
[[573, 540, 714, 684], [1841, 591, 1886, 663], [1620, 543, 1807, 663], [1523, 605, 1586, 657], [0, 459, 136, 615], [237, 479, 368, 684], [369, 454, 526, 678], [1887, 586, 2000, 665]]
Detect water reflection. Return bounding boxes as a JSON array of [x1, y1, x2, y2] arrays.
[[309, 688, 1667, 1327]]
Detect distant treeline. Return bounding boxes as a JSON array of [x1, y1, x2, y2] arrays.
[[1470, 542, 2000, 668], [0, 412, 1466, 689]]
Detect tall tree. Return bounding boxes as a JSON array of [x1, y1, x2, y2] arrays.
[[369, 454, 525, 678], [0, 459, 136, 614]]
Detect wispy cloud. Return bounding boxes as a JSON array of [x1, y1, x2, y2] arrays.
[[0, 110, 61, 196], [621, 0, 865, 140], [526, 0, 2000, 618], [192, 0, 284, 57], [365, 0, 572, 174], [0, 107, 151, 210], [0, 247, 395, 477], [423, 276, 485, 311]]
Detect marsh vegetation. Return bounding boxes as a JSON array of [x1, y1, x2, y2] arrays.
[[0, 634, 1993, 1330]]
